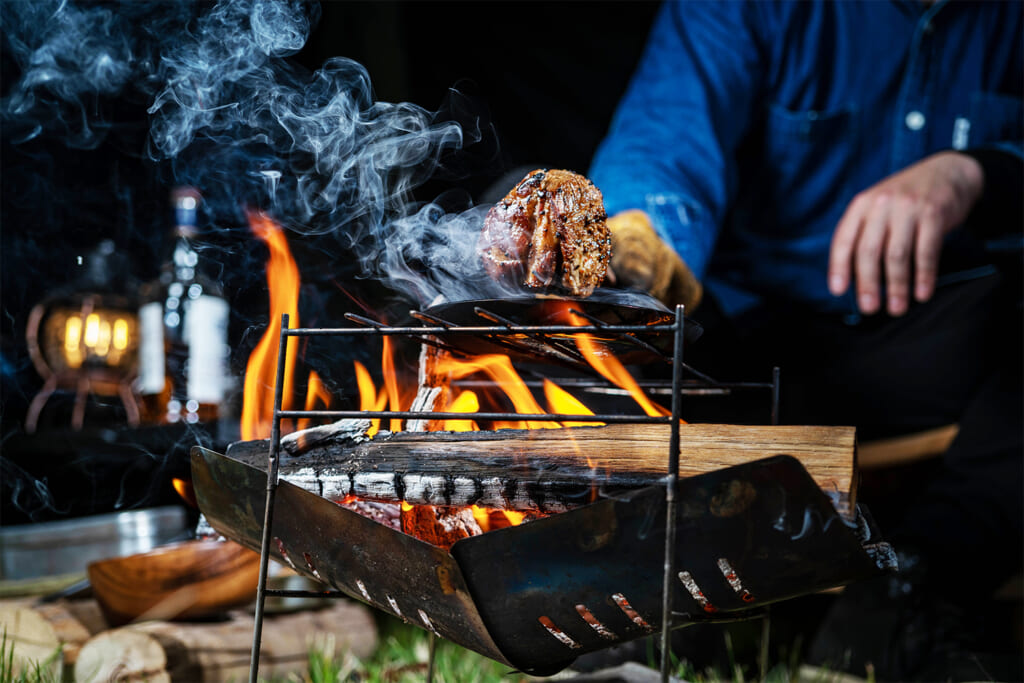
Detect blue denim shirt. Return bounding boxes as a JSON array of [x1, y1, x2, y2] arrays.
[[589, 0, 1023, 317]]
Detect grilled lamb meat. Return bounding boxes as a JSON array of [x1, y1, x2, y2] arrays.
[[479, 169, 611, 297]]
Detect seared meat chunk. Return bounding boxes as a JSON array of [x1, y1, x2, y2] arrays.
[[479, 169, 611, 297]]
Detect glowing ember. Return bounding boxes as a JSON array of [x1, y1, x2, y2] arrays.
[[472, 505, 527, 532]]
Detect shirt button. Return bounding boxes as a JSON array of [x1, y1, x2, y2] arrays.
[[905, 111, 926, 130]]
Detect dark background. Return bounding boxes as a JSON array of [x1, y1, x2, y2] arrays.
[[0, 1, 662, 523]]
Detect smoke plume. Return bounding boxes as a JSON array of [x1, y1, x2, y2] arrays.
[[2, 0, 498, 306]]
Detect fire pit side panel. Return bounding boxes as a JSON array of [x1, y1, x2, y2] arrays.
[[450, 455, 883, 672], [190, 447, 528, 671]]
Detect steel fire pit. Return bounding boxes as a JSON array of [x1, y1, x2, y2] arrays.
[[192, 445, 892, 675]]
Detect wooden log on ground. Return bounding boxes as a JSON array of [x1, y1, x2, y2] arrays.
[[74, 599, 378, 683], [0, 598, 108, 682], [231, 421, 857, 518]]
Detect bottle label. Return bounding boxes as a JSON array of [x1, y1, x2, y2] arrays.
[[186, 295, 229, 403], [138, 302, 166, 394]]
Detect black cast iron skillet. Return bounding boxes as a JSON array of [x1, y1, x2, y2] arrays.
[[414, 289, 702, 368]]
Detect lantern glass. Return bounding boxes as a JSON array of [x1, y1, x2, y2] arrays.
[[43, 306, 139, 374]]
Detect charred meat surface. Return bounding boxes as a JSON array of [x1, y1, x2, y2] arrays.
[[479, 169, 611, 297]]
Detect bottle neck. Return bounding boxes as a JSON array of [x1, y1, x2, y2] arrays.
[[174, 224, 198, 240], [170, 231, 199, 283]]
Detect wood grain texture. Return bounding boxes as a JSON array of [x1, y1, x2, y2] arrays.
[[86, 540, 260, 627], [74, 599, 378, 683], [231, 422, 856, 517], [0, 598, 107, 679]]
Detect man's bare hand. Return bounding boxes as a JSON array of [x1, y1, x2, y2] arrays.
[[828, 151, 984, 316]]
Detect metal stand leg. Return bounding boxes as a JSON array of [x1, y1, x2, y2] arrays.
[[660, 305, 686, 683], [249, 314, 291, 683], [427, 631, 437, 683]]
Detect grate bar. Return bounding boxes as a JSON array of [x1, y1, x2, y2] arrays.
[[413, 309, 590, 370], [281, 323, 679, 336], [276, 409, 666, 423], [345, 312, 466, 356], [473, 305, 591, 365]]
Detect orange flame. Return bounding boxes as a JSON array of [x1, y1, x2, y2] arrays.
[[565, 308, 673, 418], [544, 378, 604, 427], [354, 360, 388, 438], [242, 211, 301, 440], [171, 477, 197, 508], [442, 390, 481, 432], [297, 370, 332, 433], [433, 353, 559, 430], [381, 335, 404, 433], [543, 377, 603, 471]]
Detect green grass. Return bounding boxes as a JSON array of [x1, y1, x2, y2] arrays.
[[279, 612, 833, 683], [0, 631, 62, 683], [271, 614, 533, 683]]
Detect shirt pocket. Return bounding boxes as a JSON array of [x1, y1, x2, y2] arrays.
[[964, 92, 1023, 146], [753, 104, 860, 234]]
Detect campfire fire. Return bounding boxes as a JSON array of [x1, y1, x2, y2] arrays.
[[237, 212, 679, 543]]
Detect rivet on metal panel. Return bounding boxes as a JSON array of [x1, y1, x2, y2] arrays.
[[418, 609, 441, 637], [355, 579, 372, 602], [386, 594, 403, 618], [538, 616, 582, 649], [610, 593, 654, 631], [678, 571, 717, 613], [273, 537, 297, 570], [717, 558, 755, 603], [302, 552, 323, 581], [575, 604, 617, 640]]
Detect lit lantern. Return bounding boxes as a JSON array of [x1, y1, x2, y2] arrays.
[[24, 241, 142, 432]]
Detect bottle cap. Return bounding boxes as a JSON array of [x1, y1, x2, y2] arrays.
[[172, 187, 201, 236]]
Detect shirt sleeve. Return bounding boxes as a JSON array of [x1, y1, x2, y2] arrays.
[[961, 145, 1023, 240], [588, 1, 766, 280]]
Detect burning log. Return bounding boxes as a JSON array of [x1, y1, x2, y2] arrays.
[[230, 420, 858, 519]]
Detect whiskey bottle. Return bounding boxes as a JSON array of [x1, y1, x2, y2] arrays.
[[137, 187, 230, 425]]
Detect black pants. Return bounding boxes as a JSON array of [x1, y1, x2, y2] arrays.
[[676, 271, 1023, 597]]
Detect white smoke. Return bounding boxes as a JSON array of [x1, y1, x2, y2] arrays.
[[2, 0, 499, 306]]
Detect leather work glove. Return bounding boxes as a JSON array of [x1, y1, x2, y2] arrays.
[[606, 210, 703, 311]]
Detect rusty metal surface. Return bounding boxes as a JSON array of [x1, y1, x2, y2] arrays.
[[192, 446, 886, 676]]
